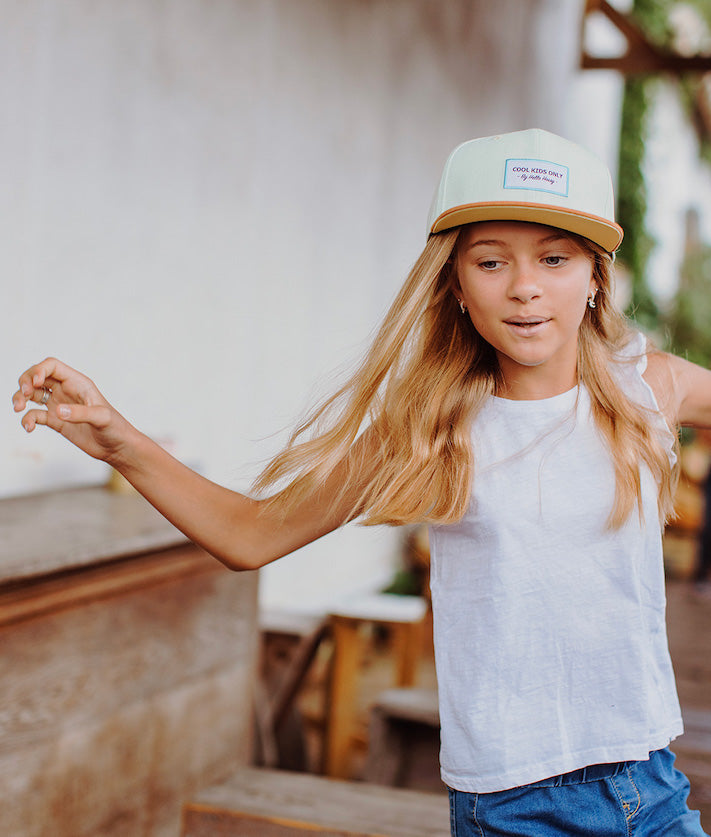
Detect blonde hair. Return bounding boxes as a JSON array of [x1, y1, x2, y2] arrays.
[[575, 238, 679, 527], [254, 226, 678, 529]]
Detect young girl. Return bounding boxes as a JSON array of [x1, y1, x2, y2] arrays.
[[13, 129, 710, 835]]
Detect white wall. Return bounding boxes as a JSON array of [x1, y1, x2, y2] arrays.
[[2, 0, 600, 611]]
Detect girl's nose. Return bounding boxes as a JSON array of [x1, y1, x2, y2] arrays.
[[508, 267, 541, 303]]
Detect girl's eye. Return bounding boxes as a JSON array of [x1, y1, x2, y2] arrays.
[[478, 260, 501, 270], [543, 255, 566, 266]]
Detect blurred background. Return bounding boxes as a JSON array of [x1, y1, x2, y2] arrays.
[[5, 0, 711, 609], [3, 0, 711, 607], [3, 1, 711, 833]]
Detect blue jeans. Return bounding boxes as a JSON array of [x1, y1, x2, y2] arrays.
[[448, 747, 707, 836]]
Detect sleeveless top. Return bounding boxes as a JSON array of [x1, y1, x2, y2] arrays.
[[429, 332, 682, 793]]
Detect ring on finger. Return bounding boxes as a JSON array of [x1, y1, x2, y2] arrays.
[[40, 388, 51, 406]]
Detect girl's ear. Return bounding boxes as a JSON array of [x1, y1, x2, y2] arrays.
[[448, 254, 462, 297], [449, 262, 467, 314]]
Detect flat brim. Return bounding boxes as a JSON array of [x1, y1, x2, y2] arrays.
[[429, 201, 624, 253]]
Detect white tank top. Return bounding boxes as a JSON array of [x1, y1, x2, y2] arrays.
[[429, 332, 682, 793]]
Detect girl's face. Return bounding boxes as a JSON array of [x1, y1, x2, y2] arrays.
[[454, 221, 597, 399]]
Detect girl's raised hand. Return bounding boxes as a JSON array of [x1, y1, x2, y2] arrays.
[[12, 358, 135, 465]]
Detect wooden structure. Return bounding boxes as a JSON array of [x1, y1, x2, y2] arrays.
[[666, 581, 711, 827], [0, 486, 259, 837], [581, 0, 711, 76], [181, 766, 449, 837], [255, 595, 428, 779], [363, 687, 440, 790], [255, 610, 330, 771], [324, 595, 427, 779]]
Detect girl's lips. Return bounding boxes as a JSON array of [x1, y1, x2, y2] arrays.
[[504, 317, 550, 325], [504, 317, 551, 335]]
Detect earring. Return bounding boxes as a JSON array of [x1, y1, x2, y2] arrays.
[[459, 299, 466, 314], [588, 294, 597, 309]]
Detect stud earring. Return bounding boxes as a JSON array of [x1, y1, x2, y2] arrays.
[[459, 299, 466, 314], [588, 294, 597, 309]]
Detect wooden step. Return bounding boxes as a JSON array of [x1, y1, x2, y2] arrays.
[[677, 707, 711, 758], [672, 708, 711, 829], [363, 688, 440, 788], [372, 687, 440, 725], [181, 766, 449, 837]]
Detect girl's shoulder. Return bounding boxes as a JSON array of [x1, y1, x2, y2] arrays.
[[611, 331, 665, 408], [642, 341, 711, 429], [611, 329, 681, 428], [609, 331, 678, 447], [622, 329, 711, 429], [640, 343, 677, 427]]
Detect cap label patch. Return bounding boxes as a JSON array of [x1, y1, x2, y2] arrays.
[[504, 158, 569, 197]]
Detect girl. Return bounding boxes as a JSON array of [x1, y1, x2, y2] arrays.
[[13, 129, 710, 835]]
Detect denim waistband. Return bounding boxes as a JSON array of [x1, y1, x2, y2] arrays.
[[524, 759, 630, 788]]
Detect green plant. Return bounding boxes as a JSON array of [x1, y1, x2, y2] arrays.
[[616, 0, 673, 329], [617, 1, 711, 328], [664, 237, 711, 367], [617, 76, 659, 329]]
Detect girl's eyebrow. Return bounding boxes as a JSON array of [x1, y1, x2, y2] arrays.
[[467, 239, 506, 249], [466, 233, 571, 250]]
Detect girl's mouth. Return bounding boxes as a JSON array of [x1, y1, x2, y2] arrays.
[[504, 317, 550, 334]]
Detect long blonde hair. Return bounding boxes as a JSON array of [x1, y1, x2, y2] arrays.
[[253, 225, 678, 528]]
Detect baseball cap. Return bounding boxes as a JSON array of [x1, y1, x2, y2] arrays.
[[427, 129, 623, 252]]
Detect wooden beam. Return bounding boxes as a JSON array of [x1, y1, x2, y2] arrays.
[[697, 77, 711, 137], [581, 0, 711, 76]]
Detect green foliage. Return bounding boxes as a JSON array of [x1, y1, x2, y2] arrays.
[[615, 0, 692, 329], [632, 0, 675, 43], [682, 0, 711, 29], [617, 0, 711, 351], [674, 1, 711, 165], [617, 76, 659, 329], [381, 569, 422, 597], [616, 0, 678, 328], [664, 242, 711, 367]]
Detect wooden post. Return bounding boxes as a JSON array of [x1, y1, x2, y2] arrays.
[[392, 620, 424, 688], [321, 594, 427, 779], [323, 615, 365, 778]]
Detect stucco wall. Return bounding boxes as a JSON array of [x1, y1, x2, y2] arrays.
[[3, 0, 611, 610]]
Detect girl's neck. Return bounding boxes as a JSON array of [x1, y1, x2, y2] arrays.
[[495, 358, 578, 401]]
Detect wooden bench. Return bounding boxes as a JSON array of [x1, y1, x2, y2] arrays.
[[363, 687, 440, 789], [324, 594, 428, 778], [256, 610, 331, 770], [181, 766, 450, 837]]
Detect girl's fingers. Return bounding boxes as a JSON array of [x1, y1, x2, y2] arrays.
[[56, 403, 112, 428], [21, 403, 112, 433], [16, 360, 102, 412], [18, 360, 53, 394], [12, 389, 26, 411], [13, 379, 59, 411], [28, 386, 53, 406], [21, 408, 50, 433], [18, 358, 84, 397]]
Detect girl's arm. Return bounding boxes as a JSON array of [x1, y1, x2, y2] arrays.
[[645, 350, 711, 429], [12, 358, 363, 571]]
